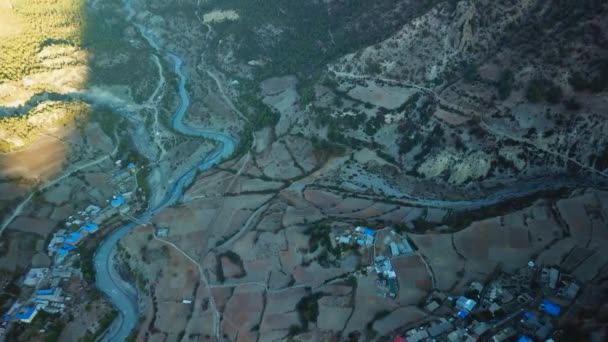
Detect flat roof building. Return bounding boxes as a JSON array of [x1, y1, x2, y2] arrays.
[[456, 296, 477, 313], [64, 231, 84, 246], [389, 242, 400, 257], [15, 307, 38, 324], [23, 268, 49, 287], [81, 223, 99, 234], [111, 195, 125, 207]]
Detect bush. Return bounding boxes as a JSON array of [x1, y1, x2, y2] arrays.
[[496, 69, 514, 100], [296, 293, 323, 329], [526, 79, 546, 102], [545, 85, 563, 103]]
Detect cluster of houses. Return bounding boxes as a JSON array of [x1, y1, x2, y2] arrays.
[[336, 226, 419, 300], [394, 263, 583, 342], [335, 226, 376, 247], [4, 267, 77, 325], [2, 162, 138, 330], [374, 255, 398, 298]]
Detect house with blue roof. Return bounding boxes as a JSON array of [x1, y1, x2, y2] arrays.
[[37, 289, 54, 296], [541, 299, 561, 316], [111, 195, 125, 207], [64, 231, 83, 246], [81, 223, 99, 234], [15, 307, 38, 323]]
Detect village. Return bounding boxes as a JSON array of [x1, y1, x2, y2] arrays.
[[332, 224, 583, 342], [0, 160, 145, 338]]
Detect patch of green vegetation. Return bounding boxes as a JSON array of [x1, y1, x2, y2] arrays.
[[295, 292, 323, 330], [79, 310, 118, 342], [303, 224, 334, 254], [462, 62, 479, 83], [235, 80, 280, 130], [526, 78, 563, 103], [496, 69, 514, 100], [76, 245, 96, 282], [444, 188, 571, 232], [310, 136, 346, 156], [568, 59, 608, 93], [202, 0, 441, 79], [288, 324, 304, 337]]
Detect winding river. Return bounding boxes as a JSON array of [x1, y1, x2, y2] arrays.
[[91, 1, 608, 341], [94, 2, 236, 341]]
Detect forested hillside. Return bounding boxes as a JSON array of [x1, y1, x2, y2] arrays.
[[200, 0, 441, 79], [0, 0, 86, 81]]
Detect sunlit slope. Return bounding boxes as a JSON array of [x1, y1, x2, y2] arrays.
[[0, 0, 86, 81]]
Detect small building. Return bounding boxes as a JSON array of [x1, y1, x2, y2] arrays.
[[374, 256, 393, 274], [182, 299, 192, 304], [15, 307, 38, 324], [85, 205, 101, 215], [336, 235, 351, 245], [81, 223, 99, 234], [540, 299, 560, 316], [425, 300, 440, 312], [518, 336, 534, 342], [387, 271, 398, 297], [36, 289, 54, 296], [428, 319, 453, 337], [560, 282, 580, 300], [156, 227, 169, 237], [541, 267, 560, 289], [110, 195, 125, 208], [64, 231, 84, 246], [491, 327, 516, 342], [35, 288, 63, 303], [535, 322, 553, 340], [389, 242, 400, 257], [470, 321, 491, 336], [456, 296, 477, 313], [469, 281, 484, 293], [489, 302, 502, 316], [23, 268, 49, 287], [406, 328, 430, 342], [400, 238, 414, 255]]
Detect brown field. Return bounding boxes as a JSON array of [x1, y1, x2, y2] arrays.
[[7, 216, 56, 237], [372, 306, 426, 335], [393, 255, 431, 305], [0, 134, 68, 181]]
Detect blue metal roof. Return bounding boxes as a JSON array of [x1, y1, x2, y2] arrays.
[[127, 162, 136, 169], [518, 336, 533, 342], [4, 314, 11, 321], [58, 248, 69, 256], [111, 196, 125, 207], [81, 223, 99, 233], [62, 243, 76, 251], [542, 299, 561, 316], [15, 307, 36, 320], [65, 231, 82, 245], [363, 228, 376, 236], [458, 310, 468, 318], [37, 289, 54, 295]]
